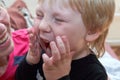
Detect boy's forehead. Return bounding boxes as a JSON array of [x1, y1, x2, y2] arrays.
[[39, 0, 69, 6], [38, 0, 72, 10]]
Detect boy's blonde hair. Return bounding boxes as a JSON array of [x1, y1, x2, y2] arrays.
[[38, 0, 115, 57]]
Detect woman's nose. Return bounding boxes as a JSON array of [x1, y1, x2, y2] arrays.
[[39, 19, 51, 32]]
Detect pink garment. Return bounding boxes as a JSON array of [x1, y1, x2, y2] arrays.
[[0, 29, 29, 80]]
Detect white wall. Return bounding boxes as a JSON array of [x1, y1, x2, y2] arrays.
[[106, 0, 120, 45]]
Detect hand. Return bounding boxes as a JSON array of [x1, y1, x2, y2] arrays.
[[26, 26, 41, 65], [42, 36, 74, 80]]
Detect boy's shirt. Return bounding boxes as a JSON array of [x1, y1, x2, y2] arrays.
[[0, 29, 29, 80]]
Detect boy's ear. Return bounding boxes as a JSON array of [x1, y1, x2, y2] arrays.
[[85, 31, 101, 42]]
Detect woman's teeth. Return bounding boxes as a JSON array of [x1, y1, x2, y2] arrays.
[[0, 34, 8, 44], [0, 24, 8, 44]]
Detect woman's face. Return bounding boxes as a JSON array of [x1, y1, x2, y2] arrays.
[[35, 0, 88, 57], [0, 7, 14, 70]]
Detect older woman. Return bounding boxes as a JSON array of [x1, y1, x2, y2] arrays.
[[0, 1, 29, 80]]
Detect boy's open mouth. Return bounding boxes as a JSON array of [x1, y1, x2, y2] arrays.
[[40, 38, 50, 51], [39, 38, 52, 56]]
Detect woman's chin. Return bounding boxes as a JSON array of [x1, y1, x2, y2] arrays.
[[0, 64, 8, 77]]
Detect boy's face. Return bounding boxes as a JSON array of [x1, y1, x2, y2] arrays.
[[35, 0, 88, 55], [0, 7, 14, 69]]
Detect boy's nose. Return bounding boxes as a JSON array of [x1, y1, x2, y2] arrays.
[[39, 19, 51, 32]]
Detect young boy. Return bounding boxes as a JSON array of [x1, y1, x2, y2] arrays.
[[0, 2, 30, 80], [15, 0, 115, 80]]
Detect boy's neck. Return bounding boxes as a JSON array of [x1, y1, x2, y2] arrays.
[[73, 48, 91, 60]]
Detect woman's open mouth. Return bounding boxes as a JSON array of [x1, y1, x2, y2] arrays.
[[0, 35, 11, 50], [0, 33, 8, 45], [0, 23, 9, 47], [0, 29, 11, 50]]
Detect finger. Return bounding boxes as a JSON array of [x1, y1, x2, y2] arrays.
[[29, 33, 37, 45], [35, 42, 40, 55], [29, 43, 35, 56], [29, 42, 41, 57], [34, 26, 40, 36], [27, 27, 39, 36], [27, 27, 33, 34], [50, 41, 61, 62], [62, 36, 74, 59], [29, 34, 37, 56], [33, 18, 40, 27], [56, 36, 66, 57], [42, 53, 52, 66], [33, 19, 40, 35], [61, 36, 70, 54]]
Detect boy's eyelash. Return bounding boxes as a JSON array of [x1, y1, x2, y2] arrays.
[[55, 18, 64, 22]]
